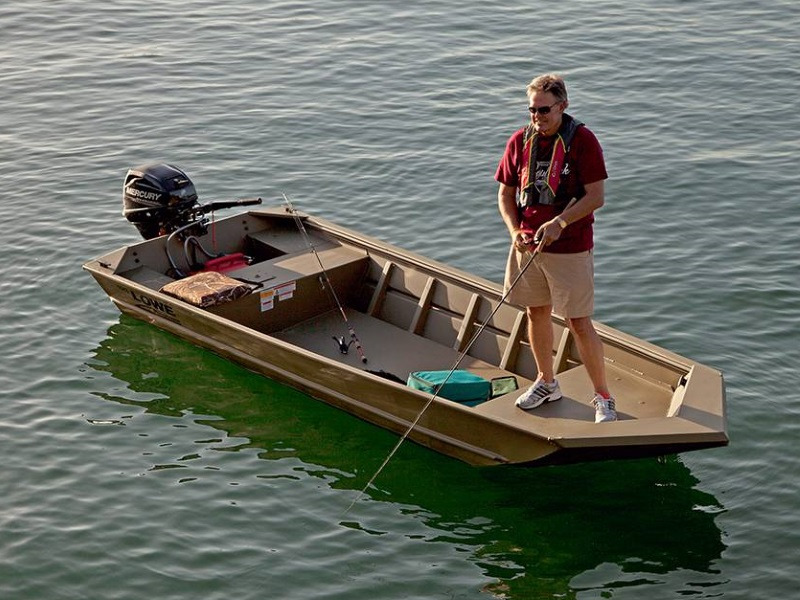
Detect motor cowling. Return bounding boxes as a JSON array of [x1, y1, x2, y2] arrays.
[[122, 163, 199, 239]]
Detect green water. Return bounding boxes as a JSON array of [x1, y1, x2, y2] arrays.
[[2, 0, 799, 597]]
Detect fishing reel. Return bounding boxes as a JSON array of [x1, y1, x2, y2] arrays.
[[332, 335, 354, 354]]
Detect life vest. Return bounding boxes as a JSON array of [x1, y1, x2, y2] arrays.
[[519, 113, 584, 210]]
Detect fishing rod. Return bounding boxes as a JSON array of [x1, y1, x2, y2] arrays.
[[343, 237, 546, 513], [283, 194, 368, 364], [344, 198, 579, 514]]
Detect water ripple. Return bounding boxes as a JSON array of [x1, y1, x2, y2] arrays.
[[2, 0, 800, 598]]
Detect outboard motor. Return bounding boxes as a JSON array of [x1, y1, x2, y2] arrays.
[[122, 163, 200, 239], [120, 163, 262, 276]]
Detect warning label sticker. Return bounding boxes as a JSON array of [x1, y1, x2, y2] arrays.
[[260, 281, 297, 311]]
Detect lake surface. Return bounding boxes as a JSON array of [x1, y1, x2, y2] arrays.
[[1, 1, 799, 598]]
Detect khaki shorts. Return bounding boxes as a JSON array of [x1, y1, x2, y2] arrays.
[[504, 246, 594, 318]]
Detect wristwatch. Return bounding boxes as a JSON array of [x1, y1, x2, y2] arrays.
[[556, 216, 568, 229]]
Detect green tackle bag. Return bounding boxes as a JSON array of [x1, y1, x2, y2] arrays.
[[407, 370, 492, 406]]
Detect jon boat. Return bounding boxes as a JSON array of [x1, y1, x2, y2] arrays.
[[83, 165, 728, 467]]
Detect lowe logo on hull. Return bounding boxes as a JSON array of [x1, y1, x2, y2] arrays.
[[130, 290, 179, 322]]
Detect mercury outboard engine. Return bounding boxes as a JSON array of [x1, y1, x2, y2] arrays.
[[120, 163, 262, 276], [122, 163, 200, 240]]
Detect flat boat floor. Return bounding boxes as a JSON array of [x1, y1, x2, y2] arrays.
[[276, 308, 675, 425]]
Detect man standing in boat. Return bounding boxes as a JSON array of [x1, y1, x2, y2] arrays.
[[495, 73, 616, 423]]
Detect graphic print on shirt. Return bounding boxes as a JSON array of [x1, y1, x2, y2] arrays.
[[534, 159, 570, 194]]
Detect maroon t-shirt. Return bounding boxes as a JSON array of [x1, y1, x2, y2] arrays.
[[495, 122, 607, 253]]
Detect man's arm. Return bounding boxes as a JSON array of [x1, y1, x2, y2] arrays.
[[498, 183, 520, 237], [537, 179, 605, 245], [559, 180, 604, 225], [498, 183, 532, 249]]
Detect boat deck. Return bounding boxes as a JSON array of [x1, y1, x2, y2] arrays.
[[275, 308, 674, 424]]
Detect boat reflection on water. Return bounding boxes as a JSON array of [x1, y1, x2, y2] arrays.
[[87, 316, 727, 598]]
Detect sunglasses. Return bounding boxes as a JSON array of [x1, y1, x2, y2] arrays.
[[528, 102, 561, 115]]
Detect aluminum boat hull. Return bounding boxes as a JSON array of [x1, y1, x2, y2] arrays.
[[83, 208, 728, 466]]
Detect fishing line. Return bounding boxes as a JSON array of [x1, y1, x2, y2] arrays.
[[344, 198, 580, 514], [344, 236, 548, 514], [283, 194, 368, 364]]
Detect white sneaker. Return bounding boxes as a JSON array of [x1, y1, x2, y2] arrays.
[[592, 395, 617, 423], [515, 378, 562, 410]]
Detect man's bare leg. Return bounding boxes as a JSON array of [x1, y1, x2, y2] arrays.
[[527, 305, 555, 381], [568, 316, 609, 397]]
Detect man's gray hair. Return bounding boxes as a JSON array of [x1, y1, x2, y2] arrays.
[[526, 74, 568, 102]]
